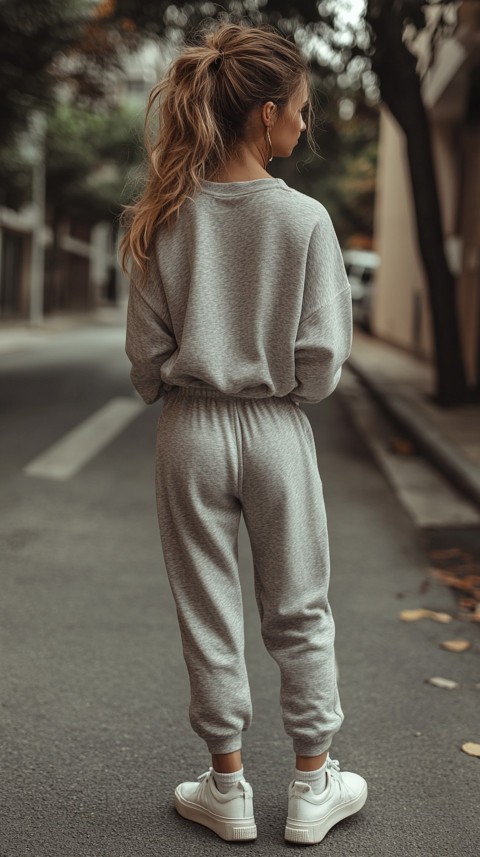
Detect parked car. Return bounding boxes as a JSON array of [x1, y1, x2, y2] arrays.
[[342, 249, 380, 332]]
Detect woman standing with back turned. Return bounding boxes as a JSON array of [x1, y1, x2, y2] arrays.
[[122, 19, 368, 846]]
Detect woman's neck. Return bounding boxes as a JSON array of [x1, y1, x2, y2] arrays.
[[208, 168, 273, 182], [208, 152, 272, 182]]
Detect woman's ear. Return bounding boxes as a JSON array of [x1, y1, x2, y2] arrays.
[[261, 100, 277, 126]]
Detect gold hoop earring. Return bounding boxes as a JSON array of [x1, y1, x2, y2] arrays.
[[265, 127, 273, 168]]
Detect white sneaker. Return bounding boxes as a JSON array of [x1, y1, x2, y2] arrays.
[[284, 756, 367, 844], [174, 767, 257, 842]]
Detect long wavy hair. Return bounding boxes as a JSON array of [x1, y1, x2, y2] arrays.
[[120, 19, 318, 280]]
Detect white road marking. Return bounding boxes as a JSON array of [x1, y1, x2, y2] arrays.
[[23, 397, 144, 480]]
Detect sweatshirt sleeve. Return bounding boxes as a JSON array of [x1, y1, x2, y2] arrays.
[[125, 255, 177, 405], [292, 210, 353, 405]]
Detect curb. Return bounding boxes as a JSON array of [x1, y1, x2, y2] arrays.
[[347, 356, 480, 512]]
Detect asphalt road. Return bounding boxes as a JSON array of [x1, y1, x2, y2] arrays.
[[0, 321, 478, 857]]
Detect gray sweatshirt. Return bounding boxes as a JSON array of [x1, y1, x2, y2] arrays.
[[125, 177, 352, 406]]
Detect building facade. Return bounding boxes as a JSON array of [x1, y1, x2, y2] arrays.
[[372, 2, 480, 386], [0, 38, 170, 322]]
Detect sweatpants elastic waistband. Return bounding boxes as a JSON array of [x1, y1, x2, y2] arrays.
[[165, 385, 298, 406]]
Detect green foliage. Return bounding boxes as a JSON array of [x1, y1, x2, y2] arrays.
[[0, 144, 32, 209], [0, 0, 92, 147], [114, 0, 320, 35], [45, 102, 144, 221], [320, 106, 378, 245]]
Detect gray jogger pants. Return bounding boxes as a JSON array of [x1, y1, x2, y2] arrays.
[[155, 385, 344, 756]]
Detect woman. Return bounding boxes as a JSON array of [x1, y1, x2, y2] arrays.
[[122, 18, 367, 846]]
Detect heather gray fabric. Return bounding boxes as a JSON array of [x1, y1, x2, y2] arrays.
[[125, 177, 352, 407], [125, 176, 352, 756], [155, 384, 344, 756]]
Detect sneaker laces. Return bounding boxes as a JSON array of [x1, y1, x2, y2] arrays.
[[295, 757, 342, 794], [197, 767, 213, 783], [197, 767, 249, 798], [327, 757, 341, 774], [326, 757, 349, 800]]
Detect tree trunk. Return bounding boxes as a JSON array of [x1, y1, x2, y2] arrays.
[[366, 0, 471, 405]]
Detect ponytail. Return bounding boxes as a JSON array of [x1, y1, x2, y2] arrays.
[[120, 20, 314, 280]]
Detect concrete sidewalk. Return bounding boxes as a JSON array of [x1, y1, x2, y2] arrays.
[[348, 330, 480, 510]]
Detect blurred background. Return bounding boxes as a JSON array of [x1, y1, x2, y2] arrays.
[[1, 3, 479, 856]]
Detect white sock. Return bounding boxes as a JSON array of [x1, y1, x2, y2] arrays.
[[212, 767, 244, 794], [294, 756, 329, 794]]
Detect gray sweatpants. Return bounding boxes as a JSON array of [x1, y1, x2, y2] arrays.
[[155, 385, 344, 756]]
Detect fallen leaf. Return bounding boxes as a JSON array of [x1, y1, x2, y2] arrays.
[[426, 676, 459, 689], [459, 597, 477, 609], [423, 609, 452, 623], [448, 563, 480, 576], [461, 742, 480, 757], [429, 568, 480, 592], [399, 608, 452, 623], [400, 609, 426, 621], [471, 604, 480, 623], [429, 547, 464, 560], [440, 639, 472, 653]]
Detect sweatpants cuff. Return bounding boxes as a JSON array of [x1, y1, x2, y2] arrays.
[[206, 736, 243, 755], [293, 736, 333, 756]]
